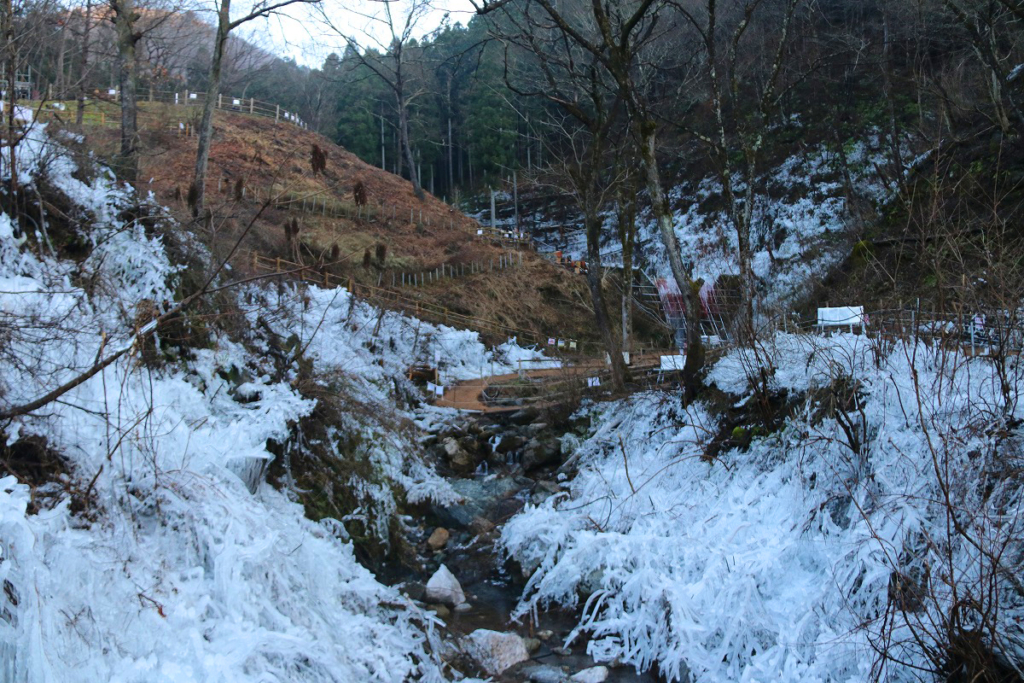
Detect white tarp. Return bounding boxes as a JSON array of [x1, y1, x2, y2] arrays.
[[817, 306, 866, 328]]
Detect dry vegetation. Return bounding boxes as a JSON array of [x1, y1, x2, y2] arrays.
[[68, 107, 604, 345]]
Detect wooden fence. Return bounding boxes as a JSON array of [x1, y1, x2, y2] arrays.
[[251, 252, 547, 346]]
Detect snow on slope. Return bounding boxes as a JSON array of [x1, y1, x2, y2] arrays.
[[0, 124, 523, 681], [638, 136, 888, 311], [501, 333, 1024, 681]]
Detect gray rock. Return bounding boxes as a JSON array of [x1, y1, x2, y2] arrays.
[[570, 666, 609, 682], [509, 407, 541, 425], [522, 438, 562, 471], [442, 437, 475, 474], [523, 664, 569, 683], [433, 476, 530, 529], [425, 564, 465, 606], [527, 422, 549, 434], [464, 629, 529, 676]]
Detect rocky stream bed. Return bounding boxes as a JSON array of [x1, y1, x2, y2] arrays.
[[383, 406, 663, 682]]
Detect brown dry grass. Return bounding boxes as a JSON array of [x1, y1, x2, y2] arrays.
[[103, 110, 602, 346]]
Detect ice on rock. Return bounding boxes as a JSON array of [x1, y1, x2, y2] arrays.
[[425, 563, 466, 606]]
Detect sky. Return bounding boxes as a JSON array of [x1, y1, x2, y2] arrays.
[[259, 0, 480, 69]]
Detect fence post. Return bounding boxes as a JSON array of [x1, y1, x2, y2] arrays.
[[275, 104, 280, 123], [324, 271, 329, 287], [217, 93, 222, 109], [250, 98, 254, 114]]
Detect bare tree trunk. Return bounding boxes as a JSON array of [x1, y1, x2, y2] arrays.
[[192, 1, 230, 217], [585, 209, 626, 391], [76, 0, 92, 126], [635, 121, 704, 390], [55, 10, 71, 98], [112, 0, 140, 184], [397, 86, 423, 200], [617, 176, 637, 354], [3, 0, 17, 206]]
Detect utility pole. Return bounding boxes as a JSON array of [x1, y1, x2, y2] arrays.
[[513, 169, 519, 234]]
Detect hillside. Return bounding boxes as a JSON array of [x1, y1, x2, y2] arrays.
[[117, 112, 607, 349]]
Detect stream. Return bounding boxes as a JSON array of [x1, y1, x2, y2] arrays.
[[388, 407, 663, 682]]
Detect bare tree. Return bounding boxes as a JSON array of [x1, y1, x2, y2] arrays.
[[672, 0, 805, 340], [477, 0, 706, 392], [318, 0, 430, 200], [190, 0, 320, 216]]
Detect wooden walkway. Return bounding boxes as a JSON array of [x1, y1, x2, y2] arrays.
[[434, 353, 675, 414]]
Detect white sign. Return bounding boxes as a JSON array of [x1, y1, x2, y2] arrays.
[[232, 98, 241, 106], [107, 89, 117, 96], [477, 229, 483, 235], [569, 341, 577, 350], [434, 384, 445, 397], [548, 338, 555, 346], [189, 93, 198, 99], [587, 377, 601, 388], [659, 355, 686, 371]]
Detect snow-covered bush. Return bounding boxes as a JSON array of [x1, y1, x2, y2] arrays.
[[501, 332, 1024, 682], [0, 125, 452, 681]]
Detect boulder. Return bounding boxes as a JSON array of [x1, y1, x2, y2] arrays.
[[427, 527, 450, 551], [425, 564, 465, 606], [433, 476, 529, 529], [442, 437, 475, 474], [521, 438, 561, 471], [495, 434, 526, 455], [464, 629, 529, 676], [459, 434, 483, 455]]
